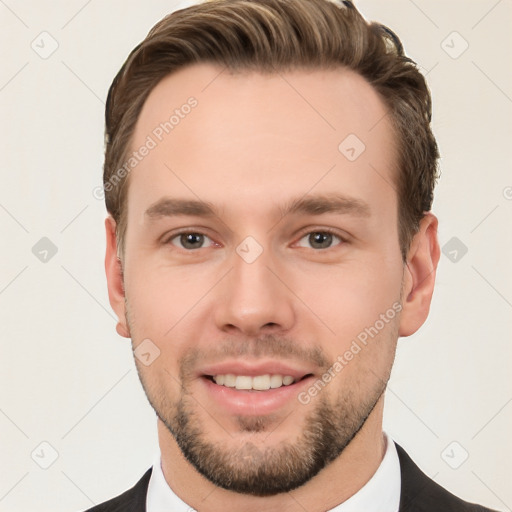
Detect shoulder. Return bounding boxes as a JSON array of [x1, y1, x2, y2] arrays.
[[82, 467, 152, 512], [396, 443, 498, 512]]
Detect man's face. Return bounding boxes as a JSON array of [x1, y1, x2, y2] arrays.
[[109, 64, 410, 494]]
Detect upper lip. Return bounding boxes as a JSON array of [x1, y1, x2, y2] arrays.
[[198, 359, 315, 380]]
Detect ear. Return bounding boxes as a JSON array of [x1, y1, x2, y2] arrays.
[[105, 216, 130, 338], [399, 213, 440, 337]]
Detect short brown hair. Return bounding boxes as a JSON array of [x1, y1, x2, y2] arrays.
[[104, 0, 439, 261]]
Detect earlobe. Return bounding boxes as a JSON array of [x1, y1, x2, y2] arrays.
[[398, 213, 440, 337], [104, 216, 130, 338]]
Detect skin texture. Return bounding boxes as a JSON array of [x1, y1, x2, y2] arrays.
[[105, 63, 440, 512]]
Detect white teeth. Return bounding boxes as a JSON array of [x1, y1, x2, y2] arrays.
[[223, 374, 236, 387], [270, 374, 283, 388], [282, 375, 294, 386], [212, 374, 296, 390], [235, 376, 252, 390], [252, 374, 271, 390]]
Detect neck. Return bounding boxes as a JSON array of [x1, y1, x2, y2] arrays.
[[158, 396, 386, 512]]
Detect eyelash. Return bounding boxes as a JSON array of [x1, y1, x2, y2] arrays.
[[163, 228, 348, 251]]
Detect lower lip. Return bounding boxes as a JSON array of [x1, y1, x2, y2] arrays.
[[200, 376, 314, 416]]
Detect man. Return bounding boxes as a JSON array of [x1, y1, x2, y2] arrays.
[[87, 0, 498, 510]]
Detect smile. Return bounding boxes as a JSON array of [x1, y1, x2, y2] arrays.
[[211, 374, 296, 390]]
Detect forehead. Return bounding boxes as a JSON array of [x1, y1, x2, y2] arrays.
[[127, 63, 397, 221]]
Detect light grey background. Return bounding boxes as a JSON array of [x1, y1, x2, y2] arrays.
[[0, 1, 511, 511]]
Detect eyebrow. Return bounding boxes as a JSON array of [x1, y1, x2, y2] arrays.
[[282, 194, 371, 218], [144, 194, 371, 221], [145, 198, 216, 219]]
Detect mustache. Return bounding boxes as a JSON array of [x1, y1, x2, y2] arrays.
[[179, 333, 330, 374]]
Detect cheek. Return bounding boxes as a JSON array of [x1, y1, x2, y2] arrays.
[[124, 258, 218, 338], [292, 257, 403, 347], [321, 303, 400, 399], [134, 355, 184, 412]]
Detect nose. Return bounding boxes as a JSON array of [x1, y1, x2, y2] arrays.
[[213, 246, 295, 337]]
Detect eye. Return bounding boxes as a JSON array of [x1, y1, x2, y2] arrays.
[[168, 232, 215, 250], [296, 230, 344, 250]]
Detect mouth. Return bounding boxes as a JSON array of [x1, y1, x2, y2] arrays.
[[196, 361, 317, 416], [204, 373, 313, 391], [193, 358, 319, 417]]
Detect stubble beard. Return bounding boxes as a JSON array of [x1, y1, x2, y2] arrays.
[[126, 299, 397, 496], [138, 363, 389, 496]]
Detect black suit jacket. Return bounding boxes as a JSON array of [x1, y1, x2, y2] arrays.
[[83, 443, 499, 511]]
